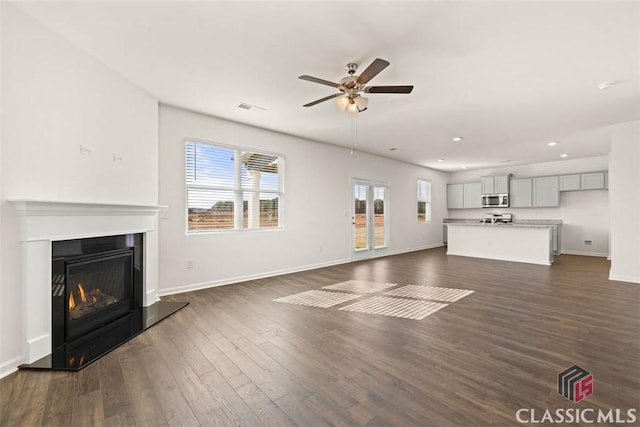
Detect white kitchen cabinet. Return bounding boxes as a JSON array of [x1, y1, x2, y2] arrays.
[[533, 176, 560, 207], [447, 184, 464, 209], [447, 182, 482, 209], [495, 175, 509, 194], [559, 174, 581, 191], [464, 182, 482, 209], [510, 178, 533, 207], [559, 171, 608, 192], [581, 172, 607, 190], [481, 176, 495, 195], [481, 175, 509, 194], [551, 225, 559, 253]]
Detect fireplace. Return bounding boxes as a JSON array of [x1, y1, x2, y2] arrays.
[[11, 200, 187, 373], [52, 234, 142, 354]]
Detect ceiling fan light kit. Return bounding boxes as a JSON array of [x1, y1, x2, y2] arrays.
[[336, 94, 368, 113], [300, 58, 413, 113]]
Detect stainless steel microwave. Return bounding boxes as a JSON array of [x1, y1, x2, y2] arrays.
[[482, 194, 509, 208]]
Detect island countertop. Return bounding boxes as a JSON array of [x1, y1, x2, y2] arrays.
[[443, 218, 562, 225], [445, 222, 553, 229]]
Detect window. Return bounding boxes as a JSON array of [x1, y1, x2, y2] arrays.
[[417, 179, 431, 223], [186, 140, 284, 232]]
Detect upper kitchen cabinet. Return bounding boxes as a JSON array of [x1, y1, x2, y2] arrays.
[[559, 174, 581, 191], [447, 183, 464, 209], [481, 175, 510, 194], [581, 172, 607, 190], [533, 176, 560, 207], [447, 182, 482, 209], [559, 171, 608, 191], [510, 178, 533, 207], [463, 182, 482, 209]]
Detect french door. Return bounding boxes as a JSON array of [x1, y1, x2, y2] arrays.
[[352, 179, 388, 260]]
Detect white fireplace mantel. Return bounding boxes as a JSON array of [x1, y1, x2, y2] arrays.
[[11, 199, 164, 364]]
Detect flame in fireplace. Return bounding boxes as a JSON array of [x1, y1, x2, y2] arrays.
[[78, 283, 87, 303], [69, 292, 76, 310]]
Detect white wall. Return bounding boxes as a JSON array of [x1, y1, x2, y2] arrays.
[[158, 105, 449, 294], [447, 156, 610, 256], [0, 0, 5, 381], [0, 4, 159, 377], [609, 121, 640, 283]]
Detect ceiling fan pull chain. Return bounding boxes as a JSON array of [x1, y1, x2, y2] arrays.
[[351, 114, 358, 150]]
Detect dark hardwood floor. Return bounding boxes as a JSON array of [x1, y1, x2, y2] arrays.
[[2, 247, 639, 426]]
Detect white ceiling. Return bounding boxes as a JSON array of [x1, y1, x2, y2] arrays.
[[13, 1, 640, 171]]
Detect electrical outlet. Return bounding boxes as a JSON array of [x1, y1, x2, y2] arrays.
[[113, 153, 123, 162], [584, 240, 593, 245], [187, 259, 193, 269], [80, 145, 94, 155]]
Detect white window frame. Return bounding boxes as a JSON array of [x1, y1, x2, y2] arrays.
[[185, 138, 285, 234], [417, 178, 432, 223]]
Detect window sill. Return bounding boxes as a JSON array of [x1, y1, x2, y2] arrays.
[[186, 227, 284, 236]]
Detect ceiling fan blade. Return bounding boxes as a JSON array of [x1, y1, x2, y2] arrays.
[[303, 93, 343, 107], [365, 85, 414, 94], [356, 58, 390, 85], [299, 75, 340, 88]]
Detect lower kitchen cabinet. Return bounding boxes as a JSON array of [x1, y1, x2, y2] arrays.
[[551, 225, 559, 253]]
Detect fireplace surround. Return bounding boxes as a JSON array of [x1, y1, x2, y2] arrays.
[[11, 200, 186, 370]]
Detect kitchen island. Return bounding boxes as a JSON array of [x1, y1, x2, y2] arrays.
[[446, 223, 554, 265]]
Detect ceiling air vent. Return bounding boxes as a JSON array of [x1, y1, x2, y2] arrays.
[[238, 102, 266, 112]]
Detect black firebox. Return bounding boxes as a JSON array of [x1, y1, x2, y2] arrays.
[[51, 234, 143, 368], [19, 234, 188, 372]]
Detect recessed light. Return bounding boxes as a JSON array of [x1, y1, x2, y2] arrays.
[[501, 160, 512, 163], [461, 165, 468, 169], [547, 141, 558, 146], [452, 136, 463, 142], [388, 147, 400, 152], [597, 81, 617, 90], [560, 153, 569, 158], [437, 158, 444, 162]]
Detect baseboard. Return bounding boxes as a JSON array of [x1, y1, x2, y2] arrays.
[[560, 250, 609, 257], [608, 274, 640, 284], [388, 242, 445, 257], [158, 257, 352, 296], [158, 244, 446, 297], [0, 356, 23, 380]]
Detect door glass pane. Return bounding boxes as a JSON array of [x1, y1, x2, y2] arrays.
[[354, 184, 368, 250], [373, 186, 386, 247]]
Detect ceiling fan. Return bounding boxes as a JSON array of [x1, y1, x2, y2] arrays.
[[299, 58, 414, 113]]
